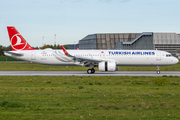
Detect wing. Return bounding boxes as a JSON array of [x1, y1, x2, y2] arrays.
[[60, 45, 102, 66], [75, 55, 102, 63]]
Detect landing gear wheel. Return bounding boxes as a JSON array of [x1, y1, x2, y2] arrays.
[[91, 69, 95, 73], [157, 70, 160, 74], [87, 69, 92, 74], [87, 69, 95, 74]]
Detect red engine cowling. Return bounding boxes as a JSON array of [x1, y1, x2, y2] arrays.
[[98, 61, 118, 72]]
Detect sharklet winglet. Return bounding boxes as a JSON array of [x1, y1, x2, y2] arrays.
[[61, 45, 69, 55]]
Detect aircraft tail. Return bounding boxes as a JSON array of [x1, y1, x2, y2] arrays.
[[7, 26, 35, 51]]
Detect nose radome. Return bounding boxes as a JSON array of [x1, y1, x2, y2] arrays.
[[174, 57, 179, 64]]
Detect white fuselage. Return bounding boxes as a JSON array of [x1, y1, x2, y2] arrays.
[[5, 49, 179, 66]]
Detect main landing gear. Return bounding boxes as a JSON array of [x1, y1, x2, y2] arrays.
[[87, 68, 95, 74], [156, 66, 160, 74], [87, 64, 95, 74]]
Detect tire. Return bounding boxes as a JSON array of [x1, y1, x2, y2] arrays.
[[87, 69, 92, 74], [91, 69, 95, 73], [156, 70, 160, 74]]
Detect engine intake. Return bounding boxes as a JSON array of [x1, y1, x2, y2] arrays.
[[98, 61, 118, 72]]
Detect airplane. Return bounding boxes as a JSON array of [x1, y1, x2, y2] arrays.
[[4, 26, 179, 74]]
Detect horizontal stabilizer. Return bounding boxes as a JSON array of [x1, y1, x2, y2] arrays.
[[4, 51, 24, 57]]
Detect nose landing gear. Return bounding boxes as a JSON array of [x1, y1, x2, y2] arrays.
[[156, 66, 160, 74]]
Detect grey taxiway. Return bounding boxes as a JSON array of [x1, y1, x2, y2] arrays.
[[0, 71, 180, 76]]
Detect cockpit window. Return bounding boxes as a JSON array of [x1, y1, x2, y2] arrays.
[[166, 54, 172, 57]]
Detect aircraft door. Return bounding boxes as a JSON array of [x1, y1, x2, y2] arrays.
[[156, 51, 161, 61], [31, 51, 36, 60], [100, 52, 106, 59], [88, 53, 93, 59]]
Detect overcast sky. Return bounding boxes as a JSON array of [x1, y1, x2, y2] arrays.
[[0, 0, 180, 47]]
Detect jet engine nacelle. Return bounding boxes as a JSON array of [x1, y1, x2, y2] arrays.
[[98, 61, 118, 72]]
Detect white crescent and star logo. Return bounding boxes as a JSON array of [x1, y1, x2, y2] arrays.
[[11, 34, 27, 50]]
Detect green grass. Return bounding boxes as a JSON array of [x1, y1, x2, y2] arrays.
[[119, 61, 180, 71], [0, 62, 180, 71], [0, 63, 88, 71], [0, 76, 180, 119], [0, 56, 23, 61]]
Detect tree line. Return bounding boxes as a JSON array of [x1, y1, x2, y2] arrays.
[[0, 44, 68, 56]]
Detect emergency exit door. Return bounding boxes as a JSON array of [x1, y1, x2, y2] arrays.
[[31, 51, 36, 60]]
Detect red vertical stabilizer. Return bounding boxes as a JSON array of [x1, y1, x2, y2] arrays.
[[7, 26, 35, 51]]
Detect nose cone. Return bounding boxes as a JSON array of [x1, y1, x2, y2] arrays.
[[174, 57, 179, 64]]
